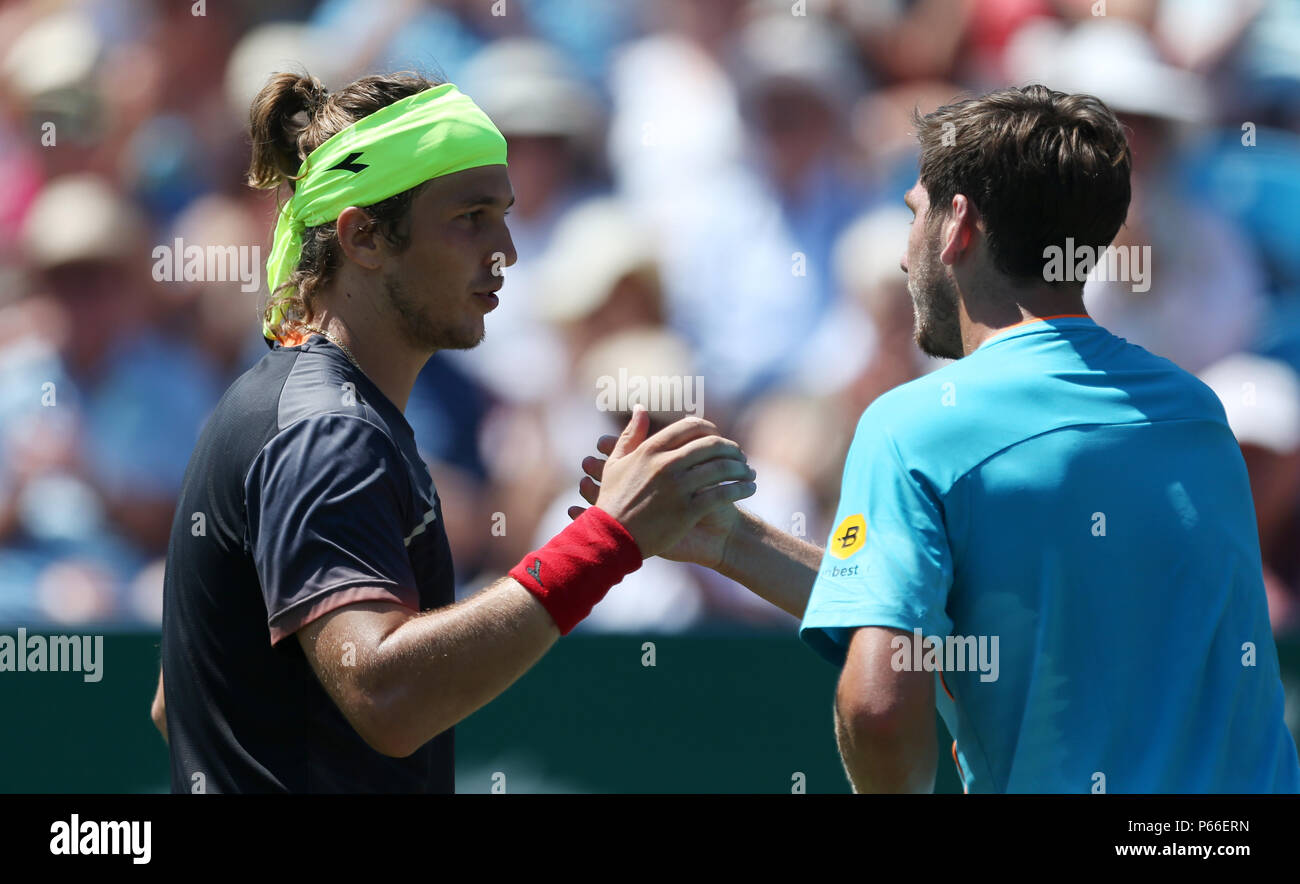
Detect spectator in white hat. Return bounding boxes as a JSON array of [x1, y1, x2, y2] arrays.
[[1201, 353, 1300, 634]]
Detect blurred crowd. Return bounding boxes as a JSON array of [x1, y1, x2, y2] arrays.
[[2, 0, 1299, 637]]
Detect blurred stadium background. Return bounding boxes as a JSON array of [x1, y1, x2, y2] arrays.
[[1, 0, 1299, 792]]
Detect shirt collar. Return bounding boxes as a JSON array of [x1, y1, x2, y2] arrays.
[[976, 314, 1096, 351]]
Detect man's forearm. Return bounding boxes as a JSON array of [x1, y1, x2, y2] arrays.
[[715, 509, 822, 618]]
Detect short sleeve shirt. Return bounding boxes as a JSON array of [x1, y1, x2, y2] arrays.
[[161, 335, 455, 793], [801, 317, 1300, 793]]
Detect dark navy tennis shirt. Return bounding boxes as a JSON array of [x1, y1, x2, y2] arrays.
[[161, 334, 455, 792]]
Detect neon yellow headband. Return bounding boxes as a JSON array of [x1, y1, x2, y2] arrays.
[[262, 82, 507, 342]]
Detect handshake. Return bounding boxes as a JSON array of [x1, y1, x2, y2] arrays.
[[564, 404, 758, 567], [516, 402, 819, 632]]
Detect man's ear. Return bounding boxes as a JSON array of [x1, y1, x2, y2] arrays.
[[336, 206, 385, 271], [938, 194, 978, 266]]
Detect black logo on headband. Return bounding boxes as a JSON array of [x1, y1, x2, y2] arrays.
[[328, 152, 369, 174]]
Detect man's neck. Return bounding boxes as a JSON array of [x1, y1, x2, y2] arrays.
[[959, 283, 1089, 356], [309, 311, 429, 413]]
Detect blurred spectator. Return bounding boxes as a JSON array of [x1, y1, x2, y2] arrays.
[[447, 36, 608, 405], [790, 204, 937, 412], [534, 327, 708, 632], [167, 194, 268, 382], [0, 0, 1295, 637], [475, 196, 669, 589], [608, 10, 878, 407], [535, 196, 665, 364], [1201, 354, 1300, 636], [1012, 18, 1266, 372], [1, 174, 222, 623], [695, 390, 836, 630]]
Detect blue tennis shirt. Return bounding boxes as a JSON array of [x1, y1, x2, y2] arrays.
[[800, 315, 1300, 793]]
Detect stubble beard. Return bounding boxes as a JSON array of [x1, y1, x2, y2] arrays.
[[908, 238, 964, 360], [383, 273, 485, 352]]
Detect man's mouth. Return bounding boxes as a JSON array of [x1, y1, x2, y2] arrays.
[[472, 283, 501, 310]]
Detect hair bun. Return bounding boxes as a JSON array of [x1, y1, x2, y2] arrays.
[[299, 75, 329, 117]]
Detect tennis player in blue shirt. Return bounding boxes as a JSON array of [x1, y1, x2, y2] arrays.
[[574, 85, 1300, 793]]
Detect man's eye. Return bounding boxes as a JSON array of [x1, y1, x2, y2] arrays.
[[460, 210, 483, 222]]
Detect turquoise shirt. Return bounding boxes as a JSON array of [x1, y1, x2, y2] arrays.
[[801, 316, 1300, 793]]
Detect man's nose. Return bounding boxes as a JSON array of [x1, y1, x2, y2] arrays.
[[495, 224, 518, 270]]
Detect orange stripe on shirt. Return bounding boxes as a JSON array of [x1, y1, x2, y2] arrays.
[[939, 668, 955, 701], [996, 313, 1091, 333]]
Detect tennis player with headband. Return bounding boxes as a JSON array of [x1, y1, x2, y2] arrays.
[[154, 71, 756, 793]]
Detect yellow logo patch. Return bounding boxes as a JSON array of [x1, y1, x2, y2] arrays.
[[829, 514, 866, 559]]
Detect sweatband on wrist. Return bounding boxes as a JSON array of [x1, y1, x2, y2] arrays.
[[509, 506, 643, 635], [263, 82, 508, 344]]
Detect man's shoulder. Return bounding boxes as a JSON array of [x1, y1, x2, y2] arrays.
[[274, 345, 393, 434], [1064, 325, 1231, 428], [851, 357, 1001, 464], [207, 347, 405, 480], [848, 325, 1229, 488]]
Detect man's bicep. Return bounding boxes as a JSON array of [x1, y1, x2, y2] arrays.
[[835, 626, 937, 793], [296, 599, 413, 727], [839, 626, 936, 728], [297, 599, 411, 688]]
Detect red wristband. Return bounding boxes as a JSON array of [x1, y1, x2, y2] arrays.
[[510, 506, 643, 635]]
